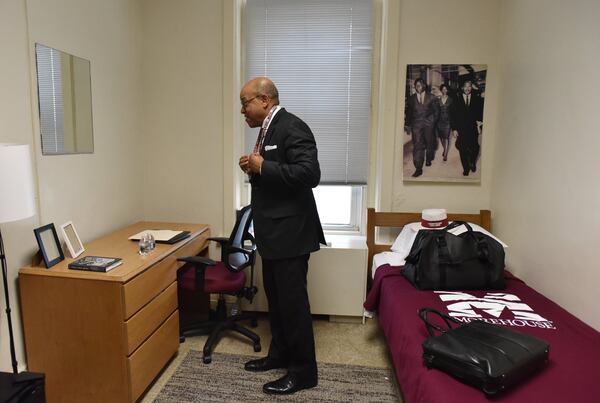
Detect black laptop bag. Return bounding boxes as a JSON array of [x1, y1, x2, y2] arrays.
[[419, 308, 549, 396]]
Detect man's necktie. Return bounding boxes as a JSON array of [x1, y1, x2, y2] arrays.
[[467, 95, 470, 107], [253, 127, 265, 154]]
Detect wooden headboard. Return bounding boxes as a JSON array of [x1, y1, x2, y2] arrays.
[[366, 208, 492, 278]]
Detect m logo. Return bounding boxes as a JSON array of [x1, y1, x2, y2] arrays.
[[435, 291, 556, 330]]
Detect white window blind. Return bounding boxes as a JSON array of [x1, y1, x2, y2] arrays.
[[35, 44, 65, 154], [245, 0, 372, 184]]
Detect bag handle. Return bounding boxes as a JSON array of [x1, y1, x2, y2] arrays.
[[445, 220, 474, 232], [418, 308, 461, 337], [444, 221, 492, 264]]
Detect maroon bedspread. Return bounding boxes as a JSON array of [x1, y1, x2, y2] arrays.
[[364, 264, 600, 403]]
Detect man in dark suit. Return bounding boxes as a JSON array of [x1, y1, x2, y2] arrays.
[[238, 77, 326, 395], [405, 78, 439, 177], [451, 79, 484, 176]]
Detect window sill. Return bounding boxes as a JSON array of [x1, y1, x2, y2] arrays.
[[322, 234, 366, 250]]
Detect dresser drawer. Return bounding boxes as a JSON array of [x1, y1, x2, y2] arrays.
[[122, 233, 209, 319], [124, 282, 177, 355], [122, 255, 177, 319], [127, 310, 179, 402]]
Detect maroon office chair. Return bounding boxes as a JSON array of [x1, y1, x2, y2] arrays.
[[177, 205, 260, 364]]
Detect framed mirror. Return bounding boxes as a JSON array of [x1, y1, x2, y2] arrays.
[[35, 43, 94, 155]]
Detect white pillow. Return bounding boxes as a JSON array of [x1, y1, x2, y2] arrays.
[[390, 221, 508, 261]]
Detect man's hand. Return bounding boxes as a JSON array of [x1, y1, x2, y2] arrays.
[[247, 153, 264, 175], [239, 155, 250, 173]]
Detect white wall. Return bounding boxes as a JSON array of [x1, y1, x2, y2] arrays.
[[140, 0, 226, 242], [0, 0, 40, 373], [27, 0, 144, 238], [491, 0, 600, 330], [0, 0, 143, 372], [384, 0, 503, 213]]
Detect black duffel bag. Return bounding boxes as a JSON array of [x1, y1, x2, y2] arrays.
[[419, 308, 550, 396], [403, 221, 505, 290]]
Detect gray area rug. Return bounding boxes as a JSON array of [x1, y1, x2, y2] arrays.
[[154, 351, 399, 402]]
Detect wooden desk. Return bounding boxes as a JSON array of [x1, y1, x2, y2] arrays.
[[19, 222, 210, 403]]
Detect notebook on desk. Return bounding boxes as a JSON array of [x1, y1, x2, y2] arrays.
[[128, 230, 191, 244]]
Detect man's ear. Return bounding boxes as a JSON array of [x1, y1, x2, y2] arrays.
[[259, 95, 270, 108]]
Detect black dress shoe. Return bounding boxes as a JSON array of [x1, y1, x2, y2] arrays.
[[412, 169, 423, 178], [471, 164, 477, 172], [263, 373, 317, 395], [244, 357, 286, 372], [463, 170, 469, 176], [425, 161, 432, 166]]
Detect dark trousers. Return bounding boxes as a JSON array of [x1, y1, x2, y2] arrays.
[[262, 254, 317, 381], [456, 128, 480, 172], [412, 124, 436, 168]]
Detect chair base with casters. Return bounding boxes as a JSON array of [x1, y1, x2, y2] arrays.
[[177, 257, 261, 364]]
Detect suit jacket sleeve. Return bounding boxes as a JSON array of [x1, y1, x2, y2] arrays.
[[405, 96, 413, 130], [260, 118, 321, 190], [475, 96, 484, 121]]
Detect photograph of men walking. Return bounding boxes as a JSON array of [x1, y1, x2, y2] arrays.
[[402, 64, 487, 182]]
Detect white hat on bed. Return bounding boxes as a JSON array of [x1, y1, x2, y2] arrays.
[[420, 208, 448, 229]]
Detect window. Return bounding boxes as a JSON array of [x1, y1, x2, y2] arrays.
[[36, 44, 65, 154], [313, 185, 363, 231], [244, 0, 373, 232]]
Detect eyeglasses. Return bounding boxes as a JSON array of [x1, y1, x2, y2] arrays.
[[240, 96, 259, 109]]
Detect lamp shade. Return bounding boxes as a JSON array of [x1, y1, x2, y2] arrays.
[[0, 144, 36, 223]]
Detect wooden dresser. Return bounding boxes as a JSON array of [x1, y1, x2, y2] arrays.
[[19, 222, 210, 403]]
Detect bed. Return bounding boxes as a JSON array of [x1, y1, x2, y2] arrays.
[[364, 208, 600, 403]]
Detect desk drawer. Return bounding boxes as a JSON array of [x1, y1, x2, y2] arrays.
[[128, 310, 179, 402], [123, 255, 177, 319], [124, 282, 177, 355], [122, 233, 209, 319]]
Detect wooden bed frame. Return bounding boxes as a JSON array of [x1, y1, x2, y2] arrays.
[[366, 208, 491, 278]]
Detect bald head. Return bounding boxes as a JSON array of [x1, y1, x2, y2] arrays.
[[240, 77, 281, 128], [243, 77, 280, 105]]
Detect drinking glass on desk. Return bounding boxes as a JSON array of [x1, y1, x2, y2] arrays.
[[138, 232, 155, 255]]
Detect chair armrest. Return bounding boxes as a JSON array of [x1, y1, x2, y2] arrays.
[[177, 256, 216, 266], [228, 246, 254, 256], [208, 237, 229, 247]]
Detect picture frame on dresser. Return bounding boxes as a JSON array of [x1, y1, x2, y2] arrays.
[[60, 221, 85, 258], [33, 223, 64, 268]]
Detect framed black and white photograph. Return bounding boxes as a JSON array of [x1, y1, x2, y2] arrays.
[[33, 223, 65, 268], [60, 221, 85, 258], [402, 64, 488, 182]]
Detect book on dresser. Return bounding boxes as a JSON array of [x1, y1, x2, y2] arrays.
[[68, 256, 123, 272]]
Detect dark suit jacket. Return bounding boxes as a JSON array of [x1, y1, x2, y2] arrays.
[[450, 93, 484, 135], [405, 92, 439, 132], [250, 108, 326, 260]]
